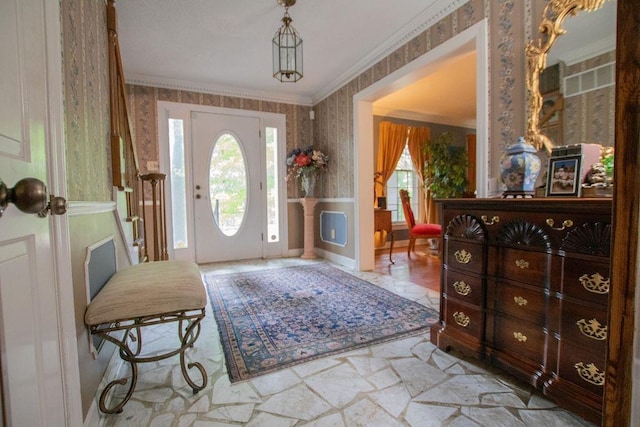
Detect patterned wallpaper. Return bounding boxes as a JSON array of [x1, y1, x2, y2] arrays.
[[61, 0, 119, 418], [313, 0, 529, 198], [125, 85, 313, 199], [62, 0, 111, 202], [57, 0, 563, 205], [562, 50, 616, 147], [125, 0, 536, 201]]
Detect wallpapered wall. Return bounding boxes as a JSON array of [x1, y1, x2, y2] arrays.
[[62, 0, 111, 202], [125, 0, 538, 201], [313, 0, 532, 198], [122, 0, 537, 258], [62, 0, 127, 418], [562, 50, 616, 147], [125, 85, 313, 190]]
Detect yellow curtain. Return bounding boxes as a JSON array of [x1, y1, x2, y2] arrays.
[[375, 121, 408, 199], [407, 126, 435, 223]]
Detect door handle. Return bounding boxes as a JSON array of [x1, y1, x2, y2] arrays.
[[0, 177, 67, 218]]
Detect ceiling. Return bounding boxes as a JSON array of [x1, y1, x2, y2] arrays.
[[546, 0, 617, 66], [116, 1, 617, 130], [116, 0, 477, 126]]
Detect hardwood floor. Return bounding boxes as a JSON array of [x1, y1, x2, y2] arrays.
[[373, 244, 441, 292]]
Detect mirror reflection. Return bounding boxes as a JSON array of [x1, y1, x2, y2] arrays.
[[539, 0, 616, 148]]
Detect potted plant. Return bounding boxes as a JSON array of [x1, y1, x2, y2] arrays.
[[423, 132, 469, 198]]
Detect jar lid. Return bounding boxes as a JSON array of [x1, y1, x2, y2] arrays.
[[506, 137, 537, 154]]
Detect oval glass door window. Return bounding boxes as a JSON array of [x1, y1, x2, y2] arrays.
[[209, 133, 247, 236]]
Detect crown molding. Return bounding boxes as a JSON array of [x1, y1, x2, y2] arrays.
[[561, 34, 616, 66], [125, 73, 313, 106], [373, 106, 477, 129], [311, 0, 468, 104], [124, 0, 466, 108]]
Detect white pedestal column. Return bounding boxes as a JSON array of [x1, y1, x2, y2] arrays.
[[300, 198, 318, 259]]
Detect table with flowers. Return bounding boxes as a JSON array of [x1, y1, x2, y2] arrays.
[[286, 146, 328, 258]]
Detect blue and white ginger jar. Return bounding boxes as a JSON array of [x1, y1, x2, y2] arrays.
[[500, 137, 541, 196]]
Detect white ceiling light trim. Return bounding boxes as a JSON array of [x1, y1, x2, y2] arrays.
[[311, 0, 467, 104], [125, 73, 313, 106]]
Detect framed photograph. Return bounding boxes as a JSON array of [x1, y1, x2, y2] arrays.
[[546, 155, 581, 197]]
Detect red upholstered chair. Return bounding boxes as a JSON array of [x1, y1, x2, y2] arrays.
[[399, 189, 441, 257]]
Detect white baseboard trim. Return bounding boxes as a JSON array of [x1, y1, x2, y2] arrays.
[[315, 248, 356, 270], [287, 249, 303, 258]]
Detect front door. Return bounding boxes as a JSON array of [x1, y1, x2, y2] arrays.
[[191, 112, 264, 263], [0, 0, 69, 425]]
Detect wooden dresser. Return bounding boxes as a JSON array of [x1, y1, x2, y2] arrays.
[[430, 198, 611, 425]]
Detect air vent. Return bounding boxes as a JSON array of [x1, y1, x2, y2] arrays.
[[563, 62, 615, 98]]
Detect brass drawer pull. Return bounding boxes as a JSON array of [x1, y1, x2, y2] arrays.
[[579, 272, 610, 294], [574, 362, 605, 386], [546, 218, 574, 231], [481, 215, 500, 226], [513, 296, 528, 307], [513, 332, 527, 342], [453, 280, 471, 296], [576, 318, 608, 341], [515, 259, 529, 269], [454, 249, 472, 264], [453, 311, 470, 327]]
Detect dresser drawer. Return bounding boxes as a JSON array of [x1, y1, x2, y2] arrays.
[[488, 246, 550, 286], [445, 239, 485, 274], [444, 269, 483, 306], [442, 299, 483, 340], [555, 340, 606, 397], [487, 313, 545, 365], [560, 257, 610, 306], [559, 299, 607, 354], [487, 281, 546, 324]]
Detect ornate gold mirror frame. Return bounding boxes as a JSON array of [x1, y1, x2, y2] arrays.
[[525, 0, 611, 152]]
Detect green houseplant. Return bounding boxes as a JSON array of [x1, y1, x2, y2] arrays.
[[423, 132, 469, 198]]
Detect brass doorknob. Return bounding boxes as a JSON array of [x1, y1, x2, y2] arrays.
[[0, 177, 67, 218]]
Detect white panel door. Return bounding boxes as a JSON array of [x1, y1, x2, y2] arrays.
[[191, 112, 264, 263], [0, 0, 67, 425]]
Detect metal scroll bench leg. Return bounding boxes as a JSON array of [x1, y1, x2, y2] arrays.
[[89, 309, 207, 414]]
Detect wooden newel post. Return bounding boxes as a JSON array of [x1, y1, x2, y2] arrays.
[[300, 198, 318, 259]]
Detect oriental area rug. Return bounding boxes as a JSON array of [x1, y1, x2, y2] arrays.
[[205, 263, 438, 382]]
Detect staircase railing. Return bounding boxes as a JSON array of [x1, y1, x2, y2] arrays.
[[107, 0, 167, 262]]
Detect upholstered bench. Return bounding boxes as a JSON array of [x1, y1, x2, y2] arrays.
[[84, 260, 208, 414]]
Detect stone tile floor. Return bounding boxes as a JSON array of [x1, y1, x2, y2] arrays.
[[99, 258, 594, 426]]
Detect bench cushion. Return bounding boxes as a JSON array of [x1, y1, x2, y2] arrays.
[[84, 261, 206, 326]]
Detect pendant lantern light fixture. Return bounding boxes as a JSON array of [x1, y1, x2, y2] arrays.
[[273, 0, 303, 82]]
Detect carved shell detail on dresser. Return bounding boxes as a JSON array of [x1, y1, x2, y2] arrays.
[[445, 215, 487, 240], [560, 223, 612, 257], [496, 219, 551, 248]]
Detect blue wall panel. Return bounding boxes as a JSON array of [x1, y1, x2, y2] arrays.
[[320, 211, 347, 247]]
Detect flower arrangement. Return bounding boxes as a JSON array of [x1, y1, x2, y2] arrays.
[[285, 146, 329, 181]]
